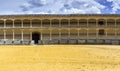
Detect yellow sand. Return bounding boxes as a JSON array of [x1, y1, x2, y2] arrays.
[[0, 45, 120, 71]]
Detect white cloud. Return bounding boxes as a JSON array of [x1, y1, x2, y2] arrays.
[[20, 0, 105, 14], [107, 0, 120, 13]]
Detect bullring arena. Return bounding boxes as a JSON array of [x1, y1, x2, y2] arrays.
[[0, 14, 120, 45], [0, 14, 120, 71]]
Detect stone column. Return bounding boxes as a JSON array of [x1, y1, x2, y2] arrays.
[[13, 19, 14, 28], [87, 29, 89, 40], [4, 30, 6, 41], [41, 30, 42, 40], [77, 19, 79, 27], [4, 19, 6, 28], [41, 20, 42, 28], [105, 29, 107, 37], [87, 19, 88, 27], [59, 19, 61, 27], [21, 30, 23, 41], [78, 29, 79, 39], [68, 29, 70, 39], [96, 19, 98, 27], [30, 20, 32, 28], [50, 19, 51, 28], [21, 20, 23, 28], [115, 29, 117, 39], [50, 30, 52, 40], [30, 30, 32, 41], [115, 19, 117, 39], [68, 19, 70, 27], [106, 19, 107, 27], [12, 30, 15, 41], [96, 29, 98, 39], [59, 29, 61, 39]]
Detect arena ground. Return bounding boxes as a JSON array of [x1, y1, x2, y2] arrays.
[[0, 45, 120, 71]]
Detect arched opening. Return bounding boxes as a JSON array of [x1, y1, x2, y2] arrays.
[[61, 19, 69, 27], [70, 19, 78, 27], [107, 19, 115, 27], [98, 19, 105, 26], [51, 19, 59, 27], [32, 32, 40, 44], [79, 19, 87, 27], [0, 20, 4, 27], [88, 19, 96, 27], [23, 19, 30, 27], [99, 29, 105, 36], [14, 19, 22, 27], [32, 19, 41, 27], [42, 19, 50, 27], [6, 20, 13, 27]]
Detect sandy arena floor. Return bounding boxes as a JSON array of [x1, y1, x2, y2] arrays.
[[0, 45, 120, 71]]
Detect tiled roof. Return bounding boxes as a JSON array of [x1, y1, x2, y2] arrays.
[[0, 14, 120, 17]]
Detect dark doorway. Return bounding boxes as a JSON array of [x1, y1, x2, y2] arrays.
[[98, 20, 104, 25], [32, 32, 40, 44], [99, 29, 105, 35]]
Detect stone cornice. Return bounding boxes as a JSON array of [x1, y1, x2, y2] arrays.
[[0, 14, 120, 17]]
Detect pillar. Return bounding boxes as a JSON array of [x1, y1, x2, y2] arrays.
[[106, 19, 107, 27], [87, 19, 88, 27], [21, 20, 23, 28], [41, 30, 42, 40], [30, 30, 32, 41], [96, 19, 98, 27], [115, 29, 117, 39], [4, 30, 6, 41], [115, 19, 117, 39], [96, 29, 98, 39], [105, 29, 107, 37], [21, 30, 23, 41], [59, 19, 61, 27], [115, 19, 116, 27], [78, 29, 79, 39], [4, 19, 6, 28], [68, 29, 70, 39], [87, 29, 89, 39], [77, 19, 79, 27], [13, 19, 14, 28], [12, 30, 15, 41], [68, 19, 70, 27], [30, 20, 32, 28], [59, 29, 61, 40], [50, 30, 52, 40], [50, 19, 51, 28]]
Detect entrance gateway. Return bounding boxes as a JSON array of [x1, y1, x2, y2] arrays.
[[32, 32, 40, 44]]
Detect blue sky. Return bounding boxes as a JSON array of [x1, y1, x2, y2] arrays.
[[0, 0, 120, 15]]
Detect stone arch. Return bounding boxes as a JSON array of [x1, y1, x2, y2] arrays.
[[61, 29, 69, 39], [88, 19, 96, 27], [61, 19, 69, 27], [14, 19, 22, 27], [23, 19, 30, 27], [98, 19, 106, 26], [0, 20, 4, 27], [42, 29, 50, 40], [70, 29, 78, 39], [6, 20, 13, 27], [32, 32, 40, 44], [107, 19, 115, 27], [79, 19, 87, 27], [52, 29, 59, 39], [42, 19, 50, 27], [32, 19, 41, 27], [116, 19, 120, 27], [70, 19, 78, 27], [51, 19, 59, 27]]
